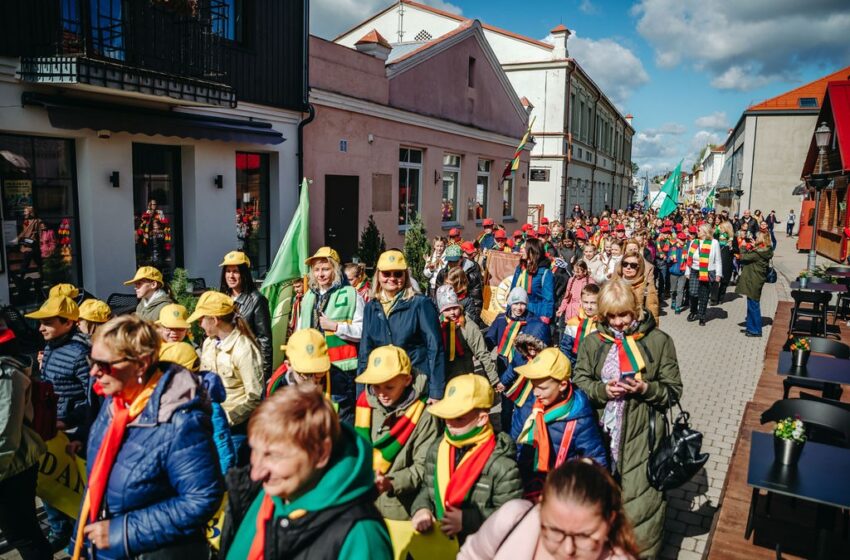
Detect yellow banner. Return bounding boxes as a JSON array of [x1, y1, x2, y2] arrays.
[[384, 518, 459, 560], [36, 432, 87, 519]]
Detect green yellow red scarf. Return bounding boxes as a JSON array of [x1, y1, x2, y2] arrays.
[[497, 317, 525, 361], [597, 331, 646, 379], [572, 315, 597, 355], [355, 391, 427, 474], [505, 375, 533, 407], [434, 424, 496, 519], [516, 265, 532, 294], [687, 240, 712, 281], [517, 385, 576, 472]]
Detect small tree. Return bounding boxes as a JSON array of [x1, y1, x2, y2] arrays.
[[403, 214, 431, 289], [356, 215, 386, 271], [169, 267, 204, 342]]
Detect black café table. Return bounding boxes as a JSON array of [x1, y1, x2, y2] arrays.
[[777, 351, 850, 385], [789, 280, 848, 292], [825, 266, 850, 278], [746, 431, 850, 558]]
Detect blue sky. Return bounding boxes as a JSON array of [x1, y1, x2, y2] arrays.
[[312, 0, 850, 177]]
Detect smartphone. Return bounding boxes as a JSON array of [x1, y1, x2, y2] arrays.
[[619, 371, 637, 382]]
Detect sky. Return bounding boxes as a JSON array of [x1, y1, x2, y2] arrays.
[[310, 0, 850, 179]]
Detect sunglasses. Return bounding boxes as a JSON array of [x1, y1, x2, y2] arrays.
[[380, 270, 405, 279], [86, 355, 135, 375], [622, 261, 640, 270]]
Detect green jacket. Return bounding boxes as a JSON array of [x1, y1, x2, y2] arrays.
[[735, 246, 773, 302], [364, 373, 440, 520], [411, 429, 522, 540], [135, 290, 173, 323], [0, 356, 46, 481], [444, 315, 499, 385], [572, 313, 683, 558]]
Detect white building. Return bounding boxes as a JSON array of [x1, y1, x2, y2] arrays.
[[335, 0, 635, 223]]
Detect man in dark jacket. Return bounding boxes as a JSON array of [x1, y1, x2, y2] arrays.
[[25, 295, 92, 550]]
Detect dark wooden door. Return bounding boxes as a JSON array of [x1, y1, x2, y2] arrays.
[[324, 175, 359, 263]]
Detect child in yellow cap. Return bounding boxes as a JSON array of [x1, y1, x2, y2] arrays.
[[154, 303, 191, 344], [514, 347, 608, 500], [124, 266, 174, 322], [410, 374, 521, 542], [354, 346, 438, 520], [78, 299, 112, 337]]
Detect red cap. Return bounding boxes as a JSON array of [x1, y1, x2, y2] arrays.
[[482, 218, 494, 227], [461, 241, 476, 254], [675, 224, 683, 231], [537, 226, 550, 236], [494, 229, 507, 240], [600, 225, 610, 233], [600, 219, 610, 226], [677, 232, 687, 241], [541, 217, 549, 225], [575, 229, 588, 240], [526, 229, 539, 239], [660, 226, 671, 234], [513, 229, 523, 238], [449, 228, 460, 237], [507, 239, 515, 248], [615, 224, 625, 231], [663, 219, 673, 226], [688, 225, 697, 234], [522, 223, 533, 232]]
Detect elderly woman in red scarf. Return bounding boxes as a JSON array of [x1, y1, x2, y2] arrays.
[[71, 316, 222, 560]]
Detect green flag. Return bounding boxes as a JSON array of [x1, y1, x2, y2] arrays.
[[261, 178, 310, 368], [705, 186, 716, 210], [655, 161, 683, 218]]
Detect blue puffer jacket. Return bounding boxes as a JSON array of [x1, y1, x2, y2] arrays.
[[498, 320, 551, 439], [358, 294, 445, 399], [78, 363, 224, 559], [485, 309, 540, 376], [509, 262, 555, 321], [41, 329, 90, 429], [200, 371, 236, 475]]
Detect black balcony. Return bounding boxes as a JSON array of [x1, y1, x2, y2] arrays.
[[9, 0, 237, 107]]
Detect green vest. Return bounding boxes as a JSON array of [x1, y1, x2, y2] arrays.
[[298, 285, 358, 371]]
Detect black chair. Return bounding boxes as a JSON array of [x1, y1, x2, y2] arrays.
[[832, 277, 850, 323], [798, 391, 850, 412], [188, 277, 207, 292], [106, 293, 139, 316], [0, 305, 44, 356], [761, 398, 850, 448], [789, 290, 832, 337], [782, 337, 848, 400]]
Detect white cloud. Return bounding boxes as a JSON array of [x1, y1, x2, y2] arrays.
[[310, 0, 462, 39], [643, 122, 687, 137], [694, 111, 729, 130], [633, 128, 724, 179], [632, 0, 850, 91], [579, 0, 598, 15], [567, 33, 650, 108]]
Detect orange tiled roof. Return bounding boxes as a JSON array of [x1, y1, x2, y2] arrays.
[[355, 29, 392, 49], [748, 64, 850, 112]]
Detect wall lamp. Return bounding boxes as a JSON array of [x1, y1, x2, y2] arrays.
[[214, 175, 223, 189], [109, 171, 120, 188]]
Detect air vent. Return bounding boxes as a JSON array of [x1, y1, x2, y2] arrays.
[[414, 29, 433, 41]]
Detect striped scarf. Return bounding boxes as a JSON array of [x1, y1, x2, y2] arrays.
[[516, 265, 532, 294], [434, 424, 496, 519], [441, 317, 465, 362], [572, 315, 598, 355], [496, 318, 525, 361], [687, 240, 712, 281], [656, 239, 670, 255], [517, 385, 575, 472], [355, 392, 427, 474], [505, 375, 533, 407], [597, 331, 646, 379]]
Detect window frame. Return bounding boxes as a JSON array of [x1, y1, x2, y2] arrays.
[[398, 147, 423, 229], [502, 171, 514, 219], [475, 159, 491, 222], [441, 153, 462, 225]]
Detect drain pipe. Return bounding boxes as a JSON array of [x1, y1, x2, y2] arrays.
[[296, 0, 314, 186], [297, 103, 315, 184]]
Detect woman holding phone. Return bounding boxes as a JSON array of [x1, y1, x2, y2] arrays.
[[572, 279, 682, 558]]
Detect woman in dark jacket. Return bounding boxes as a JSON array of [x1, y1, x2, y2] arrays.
[[735, 232, 773, 337], [509, 238, 555, 324], [72, 316, 223, 560], [220, 251, 272, 381], [359, 250, 445, 400]]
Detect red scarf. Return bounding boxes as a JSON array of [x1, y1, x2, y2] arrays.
[[249, 494, 276, 560]]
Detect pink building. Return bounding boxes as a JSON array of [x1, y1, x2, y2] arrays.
[[304, 21, 530, 259]]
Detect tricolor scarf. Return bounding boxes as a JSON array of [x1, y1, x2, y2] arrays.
[[434, 424, 496, 519], [496, 317, 525, 361], [505, 375, 533, 407], [72, 370, 164, 560], [656, 239, 670, 255], [515, 265, 532, 294], [355, 391, 428, 474], [596, 331, 646, 379], [441, 315, 466, 362], [687, 240, 712, 281], [517, 385, 576, 472], [572, 315, 598, 355]]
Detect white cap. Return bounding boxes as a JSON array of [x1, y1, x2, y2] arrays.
[[436, 285, 460, 313], [507, 287, 529, 306]]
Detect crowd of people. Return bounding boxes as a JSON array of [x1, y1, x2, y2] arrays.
[[0, 201, 780, 560]]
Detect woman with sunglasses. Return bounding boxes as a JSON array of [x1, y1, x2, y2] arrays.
[[571, 280, 682, 557], [71, 315, 222, 560], [359, 250, 445, 401], [458, 460, 639, 560], [614, 250, 659, 325]]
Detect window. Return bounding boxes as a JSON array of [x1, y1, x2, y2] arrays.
[[133, 144, 182, 275], [88, 0, 125, 59], [468, 57, 476, 87], [399, 148, 422, 226], [442, 154, 461, 223], [212, 0, 244, 42], [0, 134, 82, 308], [475, 160, 490, 219], [502, 174, 514, 218], [798, 97, 818, 109], [236, 153, 270, 276]]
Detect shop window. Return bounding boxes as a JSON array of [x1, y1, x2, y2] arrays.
[[132, 144, 182, 275], [475, 160, 490, 220], [399, 148, 422, 227], [442, 154, 461, 223], [0, 134, 81, 308], [236, 152, 270, 275]]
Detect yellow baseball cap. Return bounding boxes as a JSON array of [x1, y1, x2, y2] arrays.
[[355, 345, 412, 385], [186, 291, 235, 322], [123, 266, 164, 286], [305, 246, 341, 266], [159, 341, 200, 372], [49, 283, 79, 300], [156, 304, 190, 329], [427, 374, 493, 419], [219, 251, 251, 267], [376, 250, 407, 271], [516, 347, 572, 381], [78, 299, 111, 323], [25, 296, 79, 321], [282, 328, 330, 374]]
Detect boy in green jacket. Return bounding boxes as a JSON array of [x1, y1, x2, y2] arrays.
[[437, 285, 498, 385]]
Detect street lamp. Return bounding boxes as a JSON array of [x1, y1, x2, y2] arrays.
[[808, 121, 832, 272], [734, 170, 744, 215]]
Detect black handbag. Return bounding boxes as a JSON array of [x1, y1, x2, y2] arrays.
[[647, 395, 709, 491], [765, 260, 777, 284]]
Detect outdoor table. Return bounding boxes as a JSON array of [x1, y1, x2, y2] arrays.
[[789, 281, 848, 292], [825, 266, 850, 277], [745, 431, 850, 559], [777, 351, 850, 385]]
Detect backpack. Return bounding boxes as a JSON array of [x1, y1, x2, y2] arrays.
[[0, 356, 57, 441]]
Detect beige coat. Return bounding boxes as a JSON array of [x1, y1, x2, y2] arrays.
[[200, 329, 263, 427]]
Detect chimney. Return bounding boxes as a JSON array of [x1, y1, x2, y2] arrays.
[[549, 24, 571, 59], [355, 29, 392, 61], [625, 113, 634, 127]]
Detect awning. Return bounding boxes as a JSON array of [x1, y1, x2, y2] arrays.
[[792, 182, 808, 195], [22, 92, 285, 145]]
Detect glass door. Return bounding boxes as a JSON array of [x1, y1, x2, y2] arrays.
[[132, 144, 182, 276]]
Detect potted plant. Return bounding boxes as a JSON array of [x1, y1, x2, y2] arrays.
[[773, 416, 806, 466], [798, 270, 810, 289], [788, 336, 811, 368]]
